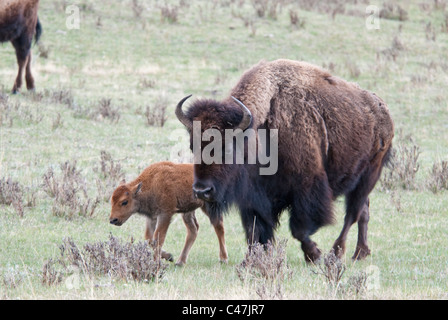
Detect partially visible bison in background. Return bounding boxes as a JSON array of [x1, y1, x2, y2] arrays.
[[0, 0, 42, 93], [176, 59, 394, 263], [109, 161, 228, 266]]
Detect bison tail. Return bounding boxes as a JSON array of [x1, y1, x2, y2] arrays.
[[35, 18, 42, 44]]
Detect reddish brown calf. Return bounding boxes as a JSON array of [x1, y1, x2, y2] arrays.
[[109, 161, 228, 266]]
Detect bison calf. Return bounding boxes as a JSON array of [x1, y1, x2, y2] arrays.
[[109, 161, 228, 266]]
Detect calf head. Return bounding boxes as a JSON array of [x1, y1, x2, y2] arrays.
[[109, 182, 142, 226]]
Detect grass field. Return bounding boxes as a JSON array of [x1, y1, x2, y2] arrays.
[[1, 0, 447, 300]]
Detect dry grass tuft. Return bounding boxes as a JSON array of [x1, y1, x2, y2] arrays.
[[381, 136, 421, 191], [42, 235, 168, 285], [236, 239, 291, 299], [427, 160, 448, 193], [42, 161, 99, 219], [94, 150, 125, 202], [0, 177, 36, 217]]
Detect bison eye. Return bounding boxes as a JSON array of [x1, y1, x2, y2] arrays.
[[121, 200, 128, 206]]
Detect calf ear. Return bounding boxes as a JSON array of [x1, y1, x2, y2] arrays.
[[119, 179, 126, 185], [133, 182, 143, 196]]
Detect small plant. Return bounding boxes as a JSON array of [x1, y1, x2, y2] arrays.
[[42, 161, 99, 219], [44, 88, 75, 109], [379, 2, 408, 21], [427, 160, 448, 193], [236, 239, 291, 300], [160, 3, 179, 24], [2, 265, 26, 289], [145, 95, 169, 127], [338, 271, 368, 298], [94, 150, 125, 202], [0, 177, 25, 217], [380, 136, 421, 191], [94, 98, 121, 123], [289, 9, 305, 29], [131, 0, 144, 19], [42, 259, 63, 286], [52, 112, 64, 131], [45, 235, 168, 284], [250, 0, 282, 19], [311, 251, 346, 290]]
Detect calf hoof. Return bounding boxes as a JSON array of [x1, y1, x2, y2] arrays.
[[161, 252, 173, 262], [175, 261, 185, 267], [220, 258, 228, 264]]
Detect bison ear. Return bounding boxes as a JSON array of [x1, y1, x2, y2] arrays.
[[133, 182, 143, 196]]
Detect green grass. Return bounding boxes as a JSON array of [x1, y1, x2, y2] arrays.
[[1, 0, 447, 299]]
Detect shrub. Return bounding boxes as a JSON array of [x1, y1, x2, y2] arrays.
[[427, 160, 448, 193], [94, 150, 125, 202], [236, 239, 291, 299], [42, 235, 168, 285], [42, 161, 99, 218], [380, 138, 421, 191], [0, 177, 25, 217], [145, 94, 169, 127]]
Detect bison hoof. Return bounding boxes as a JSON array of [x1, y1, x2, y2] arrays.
[[352, 246, 371, 260], [332, 244, 346, 260]]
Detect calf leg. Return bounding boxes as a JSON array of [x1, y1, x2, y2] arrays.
[[152, 214, 173, 262], [212, 216, 228, 264], [176, 211, 199, 266], [201, 208, 228, 263], [144, 217, 157, 241]]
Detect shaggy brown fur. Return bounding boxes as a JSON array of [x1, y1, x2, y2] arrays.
[[109, 161, 228, 266], [176, 59, 394, 262], [0, 0, 42, 93]]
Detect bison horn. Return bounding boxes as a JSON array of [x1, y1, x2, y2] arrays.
[[175, 94, 193, 130], [231, 96, 252, 131]]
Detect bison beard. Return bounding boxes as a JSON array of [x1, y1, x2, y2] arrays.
[[176, 59, 394, 263]]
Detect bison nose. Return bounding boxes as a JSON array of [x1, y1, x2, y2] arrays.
[[193, 186, 214, 201], [110, 218, 119, 225]]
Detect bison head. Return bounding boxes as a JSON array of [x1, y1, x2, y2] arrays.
[[109, 181, 142, 226], [175, 95, 252, 205]]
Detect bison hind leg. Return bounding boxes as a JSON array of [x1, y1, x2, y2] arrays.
[[289, 175, 334, 263]]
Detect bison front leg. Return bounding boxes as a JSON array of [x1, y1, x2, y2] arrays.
[[176, 211, 199, 267], [240, 208, 276, 264]]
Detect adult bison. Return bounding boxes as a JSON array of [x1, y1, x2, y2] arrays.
[[176, 59, 394, 263], [0, 0, 42, 93]]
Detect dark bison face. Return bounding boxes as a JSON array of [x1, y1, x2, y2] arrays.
[[175, 95, 252, 203]]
